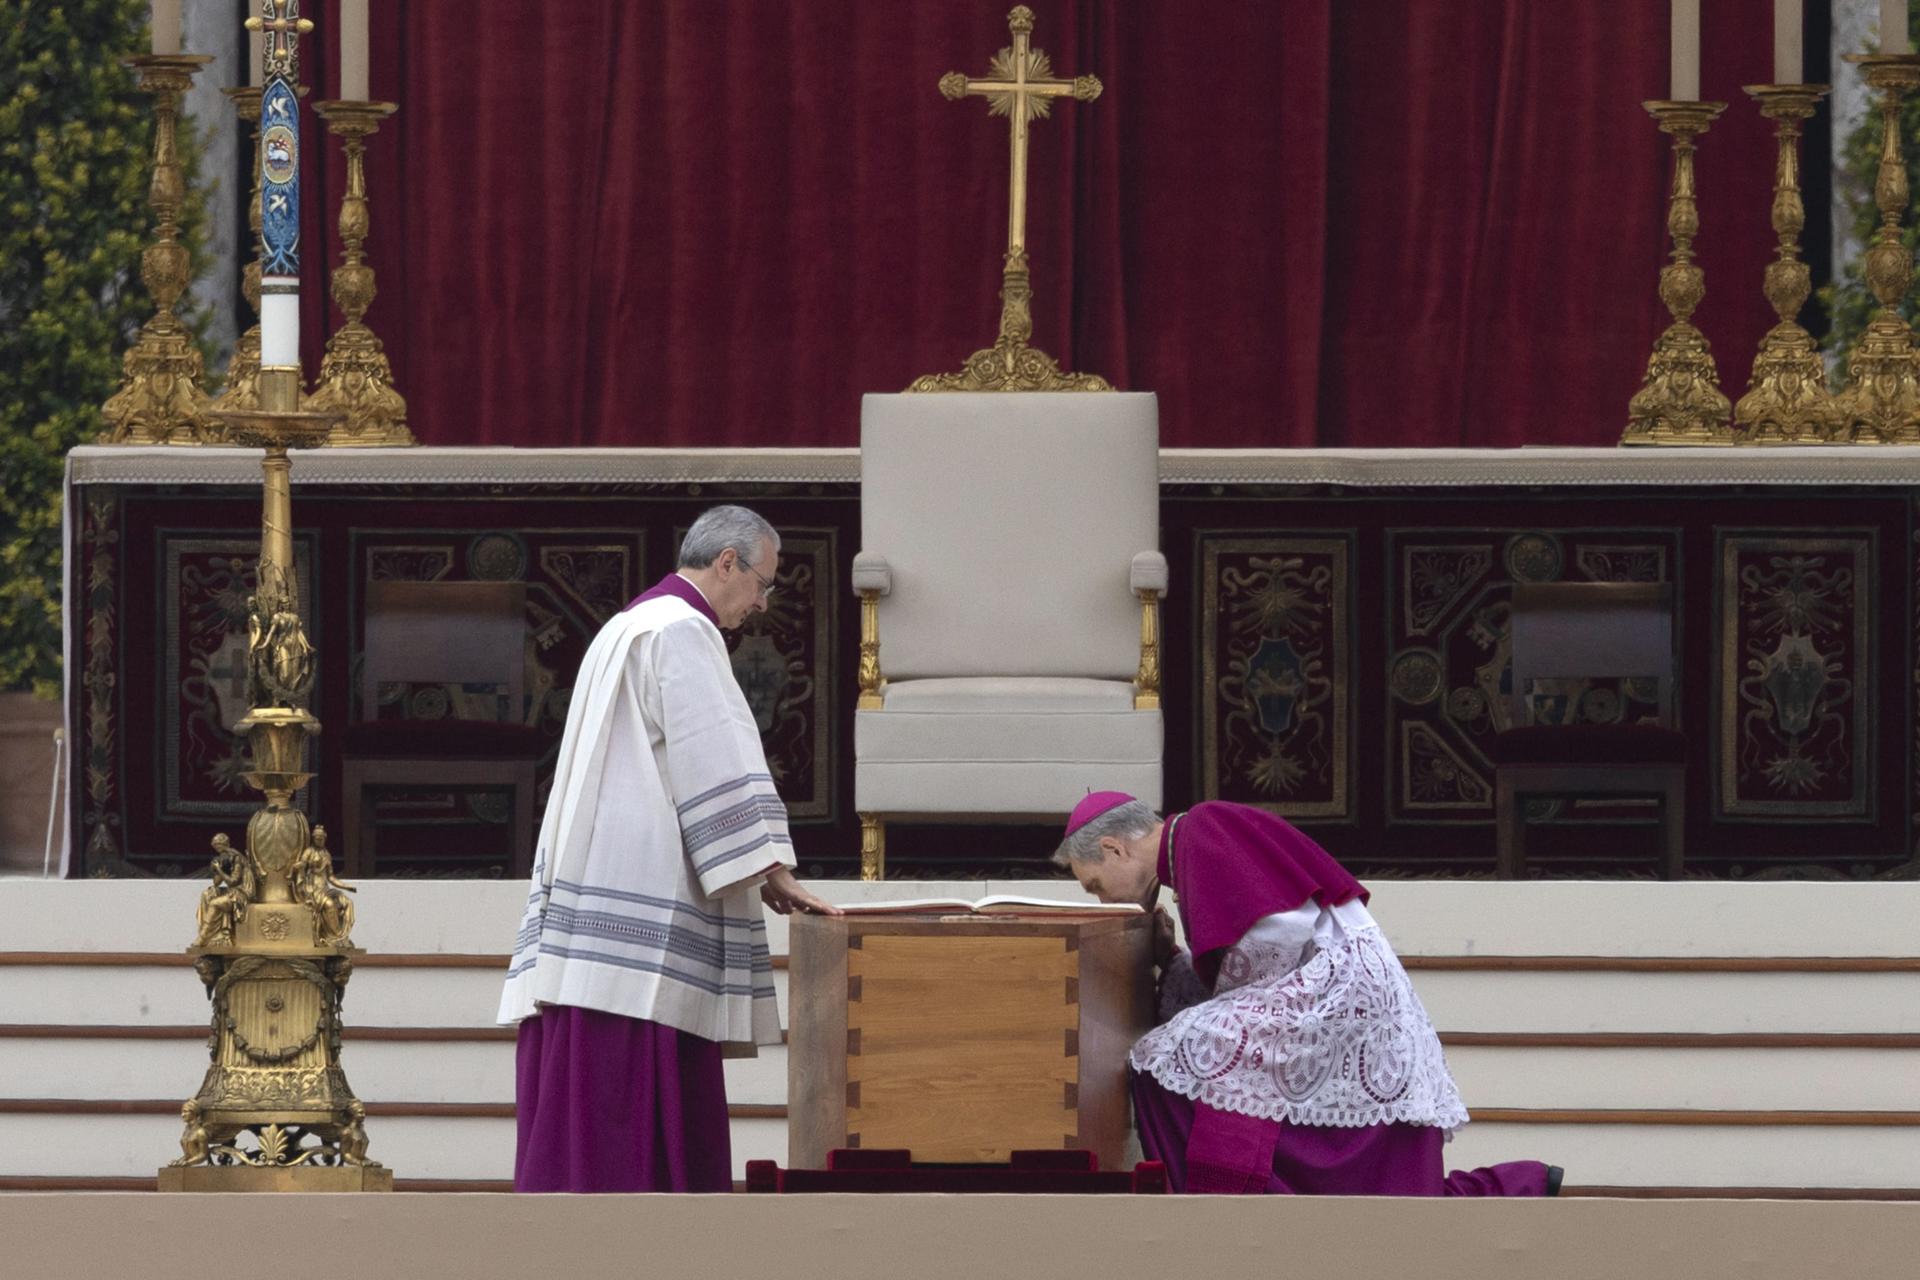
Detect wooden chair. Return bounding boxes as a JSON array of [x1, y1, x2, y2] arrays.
[[338, 581, 543, 877], [1491, 583, 1685, 879]]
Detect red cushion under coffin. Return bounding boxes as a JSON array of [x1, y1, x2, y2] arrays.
[[1491, 724, 1687, 765]]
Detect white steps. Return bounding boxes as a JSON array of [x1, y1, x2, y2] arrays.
[[2, 878, 1915, 1192]]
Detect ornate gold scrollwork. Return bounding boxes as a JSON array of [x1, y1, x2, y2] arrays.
[[859, 814, 886, 882], [857, 589, 885, 710], [1135, 589, 1162, 710]]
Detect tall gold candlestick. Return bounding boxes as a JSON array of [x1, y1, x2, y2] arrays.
[[102, 53, 216, 445], [170, 367, 393, 1190], [1624, 100, 1734, 446], [159, 4, 389, 1191], [210, 85, 265, 416], [308, 99, 411, 446], [1734, 84, 1839, 444], [1836, 54, 1920, 444]]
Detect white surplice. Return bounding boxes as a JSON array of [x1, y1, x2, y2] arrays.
[[1130, 900, 1469, 1132], [497, 591, 791, 1055]]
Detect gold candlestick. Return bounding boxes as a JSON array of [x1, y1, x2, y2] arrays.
[[1734, 84, 1839, 444], [161, 4, 389, 1191], [166, 367, 392, 1191], [1624, 101, 1734, 446], [308, 99, 412, 446], [1836, 55, 1920, 444], [102, 53, 216, 445], [210, 85, 265, 415]]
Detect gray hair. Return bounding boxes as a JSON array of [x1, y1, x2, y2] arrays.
[[1051, 799, 1160, 867], [678, 505, 781, 570]]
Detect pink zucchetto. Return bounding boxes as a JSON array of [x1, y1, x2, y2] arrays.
[[1065, 790, 1137, 838]]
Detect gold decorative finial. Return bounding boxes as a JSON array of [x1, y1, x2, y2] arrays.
[[908, 7, 1110, 393], [246, 2, 315, 82]]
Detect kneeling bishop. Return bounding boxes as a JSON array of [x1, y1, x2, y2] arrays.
[[1056, 793, 1556, 1197]]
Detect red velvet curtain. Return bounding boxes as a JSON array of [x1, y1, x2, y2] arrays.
[[297, 1, 1777, 448]]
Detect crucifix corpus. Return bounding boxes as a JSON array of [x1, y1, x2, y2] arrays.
[[907, 5, 1112, 393]]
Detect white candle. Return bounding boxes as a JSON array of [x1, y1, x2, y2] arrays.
[[150, 0, 180, 55], [1885, 0, 1912, 55], [260, 290, 299, 368], [1774, 0, 1802, 83], [340, 0, 370, 100], [249, 24, 264, 86], [1671, 0, 1700, 100]]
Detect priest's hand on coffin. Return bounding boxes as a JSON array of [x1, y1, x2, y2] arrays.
[[759, 865, 842, 916]]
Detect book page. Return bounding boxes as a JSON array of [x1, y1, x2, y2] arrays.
[[974, 895, 1142, 914], [835, 895, 1142, 915]]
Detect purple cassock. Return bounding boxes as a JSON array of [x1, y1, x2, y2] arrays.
[[512, 573, 735, 1194], [1112, 797, 1551, 1197]]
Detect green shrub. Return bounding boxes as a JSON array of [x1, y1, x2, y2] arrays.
[[0, 0, 213, 697]]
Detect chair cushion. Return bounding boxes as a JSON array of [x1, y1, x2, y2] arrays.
[[881, 677, 1137, 714], [856, 757, 1165, 816], [1490, 725, 1687, 765], [856, 705, 1162, 815], [342, 719, 548, 760]]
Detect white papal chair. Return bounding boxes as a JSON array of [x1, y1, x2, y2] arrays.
[[852, 391, 1165, 878]]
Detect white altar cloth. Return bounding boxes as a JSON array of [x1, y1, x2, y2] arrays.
[[65, 444, 1920, 490]]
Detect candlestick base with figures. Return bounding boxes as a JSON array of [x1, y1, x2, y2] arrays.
[[159, 367, 390, 1192], [1624, 101, 1734, 446], [103, 54, 216, 445]]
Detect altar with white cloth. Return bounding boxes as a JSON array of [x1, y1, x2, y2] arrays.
[[57, 444, 1920, 882]]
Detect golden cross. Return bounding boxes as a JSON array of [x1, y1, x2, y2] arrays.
[[246, 1, 314, 80], [940, 6, 1102, 259], [910, 5, 1110, 391]]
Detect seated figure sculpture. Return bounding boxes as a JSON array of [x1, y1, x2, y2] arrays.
[[293, 825, 356, 946], [192, 835, 256, 949]]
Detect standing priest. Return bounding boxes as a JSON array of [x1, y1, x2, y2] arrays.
[[1055, 793, 1556, 1197], [500, 505, 838, 1192]]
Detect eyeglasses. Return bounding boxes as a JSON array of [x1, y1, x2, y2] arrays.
[[739, 558, 777, 601]]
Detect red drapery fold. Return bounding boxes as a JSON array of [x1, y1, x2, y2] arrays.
[[294, 2, 1777, 448]]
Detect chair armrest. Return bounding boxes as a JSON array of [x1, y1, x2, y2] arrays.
[[1130, 551, 1168, 596], [853, 551, 892, 597]]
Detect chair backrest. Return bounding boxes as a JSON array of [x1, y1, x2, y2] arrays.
[[860, 392, 1159, 680], [360, 580, 527, 721], [1508, 582, 1675, 727]]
